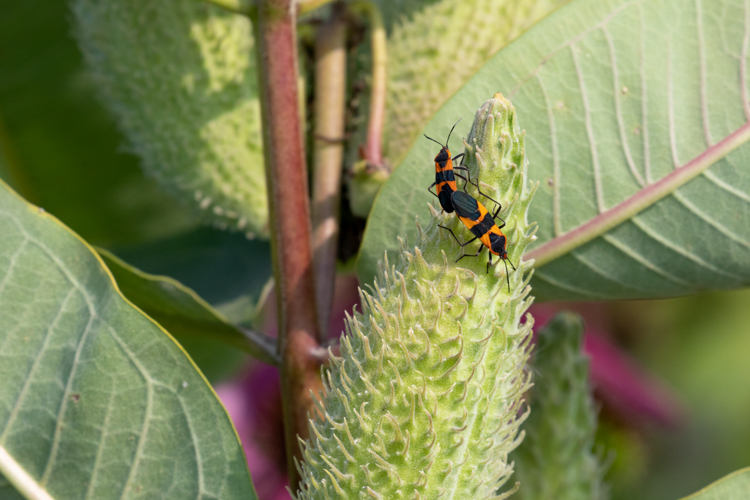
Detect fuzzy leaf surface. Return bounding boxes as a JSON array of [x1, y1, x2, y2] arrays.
[[0, 180, 256, 499], [373, 0, 568, 165], [360, 0, 750, 300], [680, 468, 750, 500], [72, 0, 267, 237]]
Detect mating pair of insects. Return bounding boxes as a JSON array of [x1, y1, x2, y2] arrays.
[[425, 120, 517, 292]]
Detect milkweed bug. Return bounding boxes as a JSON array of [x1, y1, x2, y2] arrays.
[[439, 190, 517, 292], [425, 120, 470, 213]]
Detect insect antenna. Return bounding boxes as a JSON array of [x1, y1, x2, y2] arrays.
[[445, 118, 462, 146], [423, 135, 444, 148], [502, 258, 511, 293]]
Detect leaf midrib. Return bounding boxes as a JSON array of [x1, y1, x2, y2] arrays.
[[526, 120, 750, 267], [0, 446, 55, 500]]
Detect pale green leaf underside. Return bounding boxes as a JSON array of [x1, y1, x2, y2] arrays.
[[0, 180, 256, 499], [97, 249, 277, 366], [359, 0, 750, 301], [680, 468, 750, 500]]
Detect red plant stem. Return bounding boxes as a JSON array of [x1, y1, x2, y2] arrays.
[[312, 6, 347, 338], [253, 0, 322, 488]]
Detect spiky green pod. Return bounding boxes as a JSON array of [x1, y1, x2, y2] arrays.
[[297, 94, 538, 499], [383, 0, 566, 165], [513, 313, 608, 500], [72, 0, 267, 237]]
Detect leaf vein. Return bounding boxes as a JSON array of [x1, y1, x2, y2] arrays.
[[535, 74, 562, 236], [83, 383, 116, 500], [667, 38, 681, 168], [570, 249, 652, 294], [533, 269, 612, 299], [639, 4, 653, 183], [570, 44, 606, 213], [601, 233, 693, 287], [672, 190, 750, 250], [696, 0, 713, 146], [0, 287, 76, 446], [630, 215, 742, 281], [743, 0, 750, 121], [602, 26, 645, 186], [702, 170, 750, 202]]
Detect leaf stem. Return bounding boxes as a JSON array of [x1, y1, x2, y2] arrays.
[[239, 327, 282, 365], [350, 1, 387, 167], [311, 4, 347, 339], [253, 0, 322, 487]]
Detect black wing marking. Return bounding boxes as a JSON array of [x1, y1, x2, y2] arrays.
[[451, 191, 480, 219]]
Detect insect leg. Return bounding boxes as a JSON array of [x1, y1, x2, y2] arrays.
[[438, 225, 478, 248], [491, 203, 506, 229], [457, 244, 485, 263]]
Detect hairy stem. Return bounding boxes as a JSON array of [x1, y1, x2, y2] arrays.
[[350, 1, 386, 167], [253, 0, 322, 487], [311, 4, 347, 339]]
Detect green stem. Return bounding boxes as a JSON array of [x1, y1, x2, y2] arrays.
[[253, 0, 322, 488], [350, 1, 387, 167], [311, 4, 347, 339]]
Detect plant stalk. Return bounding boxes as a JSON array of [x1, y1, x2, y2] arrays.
[[253, 0, 322, 487], [311, 5, 347, 339], [350, 1, 386, 166]]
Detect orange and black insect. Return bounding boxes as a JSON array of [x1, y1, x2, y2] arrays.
[[425, 120, 469, 213], [439, 190, 517, 292]]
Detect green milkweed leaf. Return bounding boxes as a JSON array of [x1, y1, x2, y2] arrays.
[[359, 0, 750, 301], [0, 179, 257, 499], [98, 249, 278, 369], [72, 0, 268, 237], [679, 468, 750, 500]]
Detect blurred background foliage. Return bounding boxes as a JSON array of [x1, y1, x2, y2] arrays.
[[0, 0, 196, 246], [1, 1, 749, 499], [535, 289, 750, 500], [603, 289, 750, 500]]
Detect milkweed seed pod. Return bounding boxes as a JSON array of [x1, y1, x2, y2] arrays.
[[72, 0, 267, 237], [296, 93, 538, 499], [382, 0, 566, 166], [513, 313, 608, 500]]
